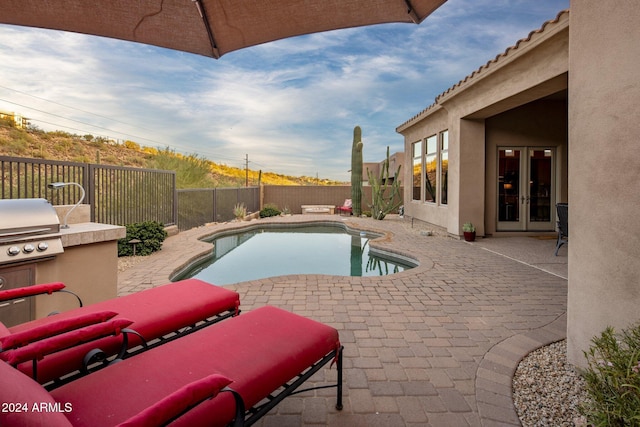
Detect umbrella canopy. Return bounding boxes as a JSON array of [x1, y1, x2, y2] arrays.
[[0, 0, 447, 58]]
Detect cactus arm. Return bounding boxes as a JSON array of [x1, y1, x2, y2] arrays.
[[368, 146, 403, 220]]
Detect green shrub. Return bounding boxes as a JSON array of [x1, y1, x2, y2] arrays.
[[580, 323, 640, 426], [118, 221, 168, 257], [259, 204, 281, 218]]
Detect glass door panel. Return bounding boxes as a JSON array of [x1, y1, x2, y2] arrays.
[[497, 148, 555, 231], [498, 149, 522, 229], [527, 149, 554, 230]]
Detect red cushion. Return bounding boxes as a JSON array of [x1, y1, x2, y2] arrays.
[[0, 311, 117, 351], [0, 282, 65, 302], [0, 361, 73, 427], [0, 322, 10, 339], [116, 374, 233, 427], [1, 318, 133, 366], [51, 306, 340, 427], [9, 279, 240, 384]]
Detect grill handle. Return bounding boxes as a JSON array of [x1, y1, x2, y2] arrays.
[[0, 228, 57, 241]]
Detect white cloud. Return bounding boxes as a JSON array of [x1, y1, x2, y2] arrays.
[[0, 0, 569, 180]]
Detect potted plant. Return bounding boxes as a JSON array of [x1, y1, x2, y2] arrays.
[[462, 222, 476, 242]]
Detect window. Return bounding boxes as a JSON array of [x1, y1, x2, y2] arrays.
[[440, 130, 448, 205], [412, 141, 422, 201], [425, 135, 437, 203]]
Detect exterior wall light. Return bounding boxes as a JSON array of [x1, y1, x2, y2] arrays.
[[47, 182, 86, 229]]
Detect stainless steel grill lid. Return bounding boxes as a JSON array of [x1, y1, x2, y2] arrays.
[[0, 198, 64, 265]]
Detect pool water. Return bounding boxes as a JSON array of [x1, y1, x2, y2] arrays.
[[174, 225, 414, 286]]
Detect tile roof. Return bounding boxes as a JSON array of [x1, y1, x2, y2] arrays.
[[397, 9, 570, 132]]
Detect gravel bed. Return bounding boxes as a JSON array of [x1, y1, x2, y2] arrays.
[[513, 340, 590, 427]]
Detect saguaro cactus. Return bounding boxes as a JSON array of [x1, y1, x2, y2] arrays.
[[350, 126, 363, 216], [368, 146, 402, 220]]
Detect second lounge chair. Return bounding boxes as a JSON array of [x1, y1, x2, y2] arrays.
[[0, 278, 240, 384]]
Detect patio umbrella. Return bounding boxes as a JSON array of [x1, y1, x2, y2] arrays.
[[0, 0, 447, 58]]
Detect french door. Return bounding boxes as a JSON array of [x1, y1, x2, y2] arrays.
[[497, 148, 555, 231]]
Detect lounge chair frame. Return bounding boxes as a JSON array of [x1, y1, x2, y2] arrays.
[[554, 202, 568, 256], [244, 346, 343, 425]]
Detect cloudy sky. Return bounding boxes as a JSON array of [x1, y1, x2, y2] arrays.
[[0, 0, 568, 181]]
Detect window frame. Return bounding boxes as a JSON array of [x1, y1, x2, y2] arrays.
[[424, 135, 438, 203], [411, 140, 423, 202], [439, 130, 449, 206]]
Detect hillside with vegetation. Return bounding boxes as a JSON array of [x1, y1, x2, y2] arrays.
[[0, 119, 345, 188]]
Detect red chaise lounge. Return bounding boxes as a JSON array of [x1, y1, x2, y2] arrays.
[[335, 198, 353, 216], [0, 305, 343, 427], [0, 279, 240, 384]]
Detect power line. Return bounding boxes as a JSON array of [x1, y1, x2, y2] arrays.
[[0, 82, 255, 165], [0, 84, 156, 133], [0, 97, 162, 144], [0, 97, 245, 164], [22, 115, 253, 167]]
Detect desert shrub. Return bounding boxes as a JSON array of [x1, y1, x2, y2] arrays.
[[117, 221, 168, 257], [259, 204, 281, 218], [233, 202, 247, 220], [580, 323, 640, 426]]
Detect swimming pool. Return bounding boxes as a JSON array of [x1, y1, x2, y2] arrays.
[[173, 224, 416, 285]]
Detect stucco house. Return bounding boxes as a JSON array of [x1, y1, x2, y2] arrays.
[[397, 2, 640, 368], [397, 10, 568, 238], [0, 111, 29, 128]]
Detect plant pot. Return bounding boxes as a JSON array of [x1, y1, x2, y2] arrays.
[[463, 231, 476, 242]]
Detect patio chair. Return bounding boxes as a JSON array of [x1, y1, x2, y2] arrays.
[[336, 198, 353, 216], [0, 305, 343, 427], [554, 203, 568, 256], [0, 279, 240, 384]]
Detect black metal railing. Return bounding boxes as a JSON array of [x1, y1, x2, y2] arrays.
[[0, 157, 88, 201], [0, 156, 262, 231], [178, 187, 260, 231], [0, 156, 177, 226]]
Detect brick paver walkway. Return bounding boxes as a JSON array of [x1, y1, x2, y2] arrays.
[[118, 215, 568, 426]]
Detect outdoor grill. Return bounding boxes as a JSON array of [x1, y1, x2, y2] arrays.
[[0, 198, 64, 266]]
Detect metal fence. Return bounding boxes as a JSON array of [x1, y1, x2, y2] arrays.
[[0, 156, 177, 226], [0, 156, 401, 231], [0, 156, 88, 201], [91, 164, 176, 226], [177, 187, 260, 231], [0, 156, 262, 231]]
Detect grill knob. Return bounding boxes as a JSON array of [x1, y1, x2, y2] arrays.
[[37, 242, 49, 252], [23, 244, 35, 253], [7, 246, 20, 256]]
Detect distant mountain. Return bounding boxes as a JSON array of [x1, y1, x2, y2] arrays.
[[0, 123, 345, 187]]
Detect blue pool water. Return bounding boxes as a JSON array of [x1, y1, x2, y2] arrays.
[[174, 224, 415, 286]]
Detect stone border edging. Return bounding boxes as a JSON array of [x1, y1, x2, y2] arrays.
[[476, 313, 567, 426]]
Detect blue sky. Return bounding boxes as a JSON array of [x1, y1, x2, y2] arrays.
[[0, 0, 569, 181]]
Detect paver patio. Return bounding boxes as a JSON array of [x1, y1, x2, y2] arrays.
[[118, 215, 568, 426]]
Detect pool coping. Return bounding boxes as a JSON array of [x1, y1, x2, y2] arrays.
[[169, 219, 421, 282]]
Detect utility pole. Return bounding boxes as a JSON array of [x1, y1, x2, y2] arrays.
[[245, 154, 249, 187]]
